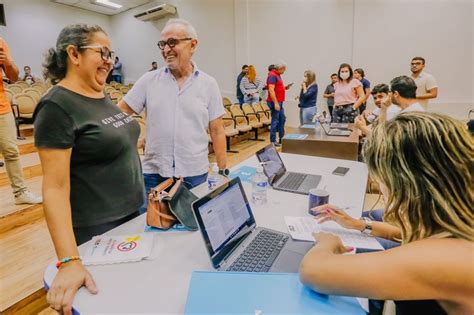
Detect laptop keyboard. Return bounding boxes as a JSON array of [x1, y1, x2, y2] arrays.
[[278, 173, 306, 190], [228, 230, 289, 272]]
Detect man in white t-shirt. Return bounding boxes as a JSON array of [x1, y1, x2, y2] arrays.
[[379, 76, 425, 124], [410, 56, 438, 110]]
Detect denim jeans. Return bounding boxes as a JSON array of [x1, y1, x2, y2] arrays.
[[268, 101, 285, 143], [237, 96, 244, 106], [139, 172, 208, 214], [244, 95, 259, 105], [332, 104, 358, 123], [111, 75, 122, 83], [299, 106, 316, 125]]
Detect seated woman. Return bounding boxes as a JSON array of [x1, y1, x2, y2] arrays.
[[240, 65, 264, 105], [300, 112, 474, 315], [34, 24, 145, 314]]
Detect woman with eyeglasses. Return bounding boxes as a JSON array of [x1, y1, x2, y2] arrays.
[[300, 112, 474, 315], [33, 24, 145, 315]]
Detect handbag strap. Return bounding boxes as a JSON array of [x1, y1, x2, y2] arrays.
[[151, 178, 174, 200], [153, 204, 176, 221], [167, 177, 183, 198]]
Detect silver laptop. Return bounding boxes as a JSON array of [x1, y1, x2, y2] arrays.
[[192, 177, 312, 273], [256, 144, 321, 195], [330, 122, 350, 129], [321, 123, 352, 137]]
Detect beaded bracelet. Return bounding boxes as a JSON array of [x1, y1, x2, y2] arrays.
[[56, 256, 82, 269]]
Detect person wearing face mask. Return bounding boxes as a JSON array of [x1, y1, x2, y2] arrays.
[[295, 70, 318, 125], [118, 19, 227, 214], [332, 63, 365, 123], [34, 24, 145, 315]]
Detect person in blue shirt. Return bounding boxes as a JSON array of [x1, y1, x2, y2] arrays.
[[354, 68, 370, 114], [236, 65, 248, 106], [296, 70, 318, 125], [111, 56, 122, 83]]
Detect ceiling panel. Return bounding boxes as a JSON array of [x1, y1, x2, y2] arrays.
[[52, 0, 153, 16]]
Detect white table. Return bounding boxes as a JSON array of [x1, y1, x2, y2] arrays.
[[44, 153, 368, 314]]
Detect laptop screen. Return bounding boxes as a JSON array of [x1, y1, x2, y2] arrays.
[[192, 178, 256, 268], [256, 144, 286, 183]]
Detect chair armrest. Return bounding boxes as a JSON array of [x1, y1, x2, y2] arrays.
[[10, 104, 19, 119], [233, 114, 249, 124]]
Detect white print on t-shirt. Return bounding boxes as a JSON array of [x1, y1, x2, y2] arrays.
[[101, 113, 135, 128]]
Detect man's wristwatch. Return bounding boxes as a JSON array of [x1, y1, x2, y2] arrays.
[[218, 169, 230, 177], [361, 217, 373, 235]]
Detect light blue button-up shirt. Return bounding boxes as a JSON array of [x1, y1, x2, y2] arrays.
[[124, 63, 224, 177]]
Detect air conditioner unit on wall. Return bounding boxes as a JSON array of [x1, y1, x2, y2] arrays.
[[134, 4, 176, 21]]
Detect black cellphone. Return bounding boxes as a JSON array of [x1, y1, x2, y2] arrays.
[[332, 166, 350, 176]]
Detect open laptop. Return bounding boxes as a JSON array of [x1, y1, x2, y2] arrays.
[[256, 144, 321, 195], [321, 123, 352, 137], [330, 122, 350, 129], [192, 177, 313, 273]]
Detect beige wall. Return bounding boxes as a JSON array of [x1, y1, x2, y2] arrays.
[[3, 0, 473, 122]]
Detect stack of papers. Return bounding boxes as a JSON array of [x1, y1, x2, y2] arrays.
[[284, 216, 383, 250], [82, 233, 154, 265]]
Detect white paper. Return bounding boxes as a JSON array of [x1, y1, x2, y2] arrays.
[[82, 233, 154, 265], [284, 216, 383, 250]]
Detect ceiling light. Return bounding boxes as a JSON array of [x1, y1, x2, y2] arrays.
[[94, 0, 123, 9]]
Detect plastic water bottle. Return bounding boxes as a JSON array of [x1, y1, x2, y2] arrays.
[[325, 114, 332, 125], [314, 119, 321, 136], [207, 163, 224, 190], [252, 166, 268, 205]]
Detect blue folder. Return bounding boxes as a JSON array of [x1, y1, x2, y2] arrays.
[[229, 166, 257, 183], [185, 271, 365, 314]]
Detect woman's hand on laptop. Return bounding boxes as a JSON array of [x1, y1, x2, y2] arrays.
[[312, 204, 365, 231]]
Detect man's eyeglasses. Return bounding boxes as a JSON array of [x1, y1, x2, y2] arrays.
[[411, 62, 423, 66], [79, 45, 115, 61], [157, 38, 192, 50]]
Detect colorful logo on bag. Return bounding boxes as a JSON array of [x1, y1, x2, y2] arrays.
[[117, 241, 137, 251]]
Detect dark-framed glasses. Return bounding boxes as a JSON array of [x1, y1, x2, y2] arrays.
[[157, 38, 192, 50], [79, 45, 115, 61]]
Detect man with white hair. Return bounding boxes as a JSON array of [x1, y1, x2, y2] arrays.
[[118, 19, 227, 213], [266, 62, 293, 146]]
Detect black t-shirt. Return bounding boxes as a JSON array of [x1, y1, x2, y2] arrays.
[[34, 86, 145, 228]]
